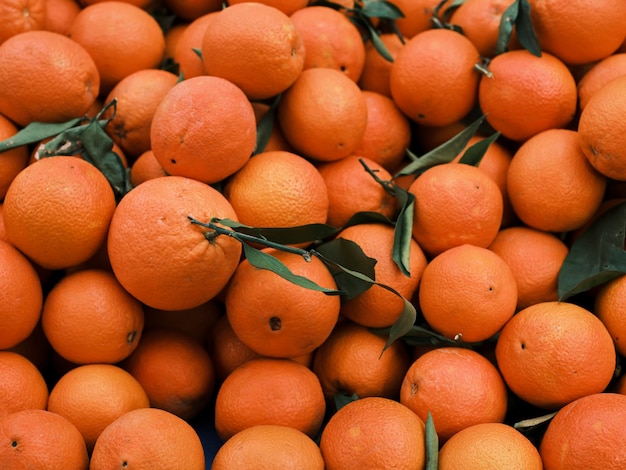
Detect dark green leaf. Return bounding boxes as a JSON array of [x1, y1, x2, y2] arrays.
[[216, 218, 340, 246], [458, 131, 501, 166], [364, 22, 394, 62], [425, 412, 439, 470], [495, 0, 519, 55], [254, 94, 281, 155], [360, 0, 405, 20], [382, 297, 417, 353], [394, 114, 487, 178], [192, 47, 202, 60], [242, 243, 343, 295], [380, 324, 456, 347], [392, 186, 415, 276], [516, 0, 541, 57], [558, 201, 626, 300], [334, 392, 359, 412], [0, 118, 83, 153], [343, 211, 395, 228]]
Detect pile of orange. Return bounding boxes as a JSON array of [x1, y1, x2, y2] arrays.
[[1, 0, 626, 467]]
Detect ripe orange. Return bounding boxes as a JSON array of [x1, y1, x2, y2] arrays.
[[0, 30, 99, 127], [449, 0, 514, 58], [595, 274, 626, 357], [408, 162, 503, 257], [202, 2, 304, 100], [277, 67, 368, 162], [390, 28, 481, 127], [68, 1, 166, 94], [162, 0, 221, 21], [317, 155, 396, 227], [495, 301, 616, 409], [488, 226, 569, 309], [225, 248, 340, 358], [335, 223, 427, 328], [0, 239, 42, 350], [212, 424, 324, 469], [320, 396, 425, 469], [400, 347, 508, 442], [358, 33, 405, 98], [107, 176, 242, 311], [439, 422, 543, 470], [162, 22, 187, 62], [539, 392, 626, 469], [478, 49, 577, 142], [528, 0, 626, 65], [3, 156, 116, 270], [90, 407, 205, 470], [289, 5, 366, 82], [0, 351, 48, 418], [419, 244, 517, 343], [104, 68, 179, 161], [578, 75, 626, 181], [507, 128, 607, 232], [223, 150, 329, 229], [0, 0, 46, 45], [47, 363, 149, 451], [122, 328, 215, 421], [44, 0, 81, 35], [173, 12, 216, 80], [577, 53, 626, 111], [351, 91, 412, 171], [0, 409, 89, 469], [128, 149, 167, 186], [312, 320, 412, 401], [214, 357, 326, 441], [388, 0, 442, 38], [150, 76, 256, 184], [41, 269, 144, 365]]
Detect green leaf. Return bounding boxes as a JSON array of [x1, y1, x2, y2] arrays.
[[364, 22, 394, 62], [334, 392, 359, 411], [558, 201, 626, 300], [254, 94, 281, 155], [216, 218, 340, 246], [0, 118, 83, 153], [242, 243, 343, 295], [378, 323, 456, 347], [192, 47, 202, 60], [458, 131, 501, 166], [394, 114, 487, 178], [382, 297, 417, 353], [516, 0, 541, 57], [392, 185, 415, 276], [425, 412, 439, 470], [495, 0, 518, 55], [360, 0, 405, 20]]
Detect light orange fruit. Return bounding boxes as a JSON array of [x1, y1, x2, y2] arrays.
[[577, 53, 626, 111], [172, 12, 216, 80], [0, 351, 48, 418], [128, 149, 167, 186], [43, 0, 81, 35], [358, 33, 405, 98], [388, 0, 442, 38]]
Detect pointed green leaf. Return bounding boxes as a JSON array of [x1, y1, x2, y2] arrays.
[[334, 392, 360, 412], [425, 412, 439, 470], [0, 118, 83, 153], [192, 47, 202, 60], [458, 131, 501, 166], [495, 0, 519, 55], [378, 323, 456, 347], [242, 243, 343, 295], [558, 201, 626, 300], [216, 218, 340, 246], [382, 297, 417, 353], [360, 0, 405, 20], [364, 22, 394, 62], [392, 185, 415, 276], [516, 0, 541, 57], [254, 94, 281, 155]]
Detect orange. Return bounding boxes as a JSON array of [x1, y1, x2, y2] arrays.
[[3, 156, 116, 270], [439, 422, 543, 470], [312, 320, 412, 401], [89, 407, 205, 470], [319, 396, 425, 469], [390, 28, 481, 127], [150, 75, 256, 184], [495, 301, 616, 409], [578, 75, 626, 181], [41, 269, 144, 365], [317, 155, 396, 227], [449, 0, 514, 58], [0, 239, 42, 350], [595, 274, 626, 357], [507, 128, 607, 232], [0, 409, 89, 469], [202, 2, 305, 100], [539, 392, 626, 469], [419, 244, 517, 343], [214, 357, 326, 441], [488, 226, 569, 309], [0, 0, 46, 45], [400, 347, 508, 442], [0, 351, 48, 418], [478, 49, 578, 142], [388, 0, 442, 38], [128, 149, 167, 186], [225, 248, 340, 358], [277, 67, 368, 162], [228, 0, 308, 15], [47, 363, 149, 451], [212, 424, 324, 470], [44, 0, 81, 35], [223, 150, 329, 229], [289, 5, 366, 82], [143, 299, 222, 344], [104, 68, 179, 161], [528, 0, 626, 65], [122, 328, 215, 421], [0, 30, 99, 127], [162, 22, 187, 62], [351, 91, 412, 171], [408, 162, 503, 257], [577, 53, 626, 111], [335, 223, 427, 328], [107, 176, 242, 311], [163, 0, 221, 21], [173, 12, 216, 80], [68, 1, 166, 94], [358, 33, 405, 98]]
